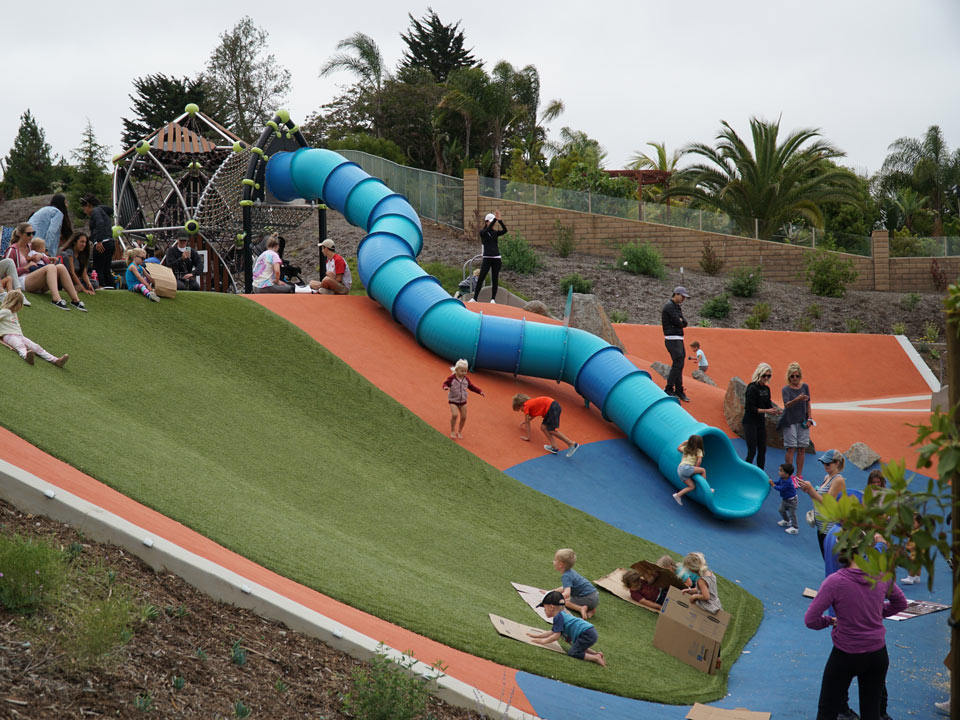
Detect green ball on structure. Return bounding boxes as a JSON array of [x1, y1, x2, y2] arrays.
[[276, 109, 290, 124], [232, 141, 245, 153], [184, 220, 200, 234], [185, 103, 199, 115], [111, 225, 124, 239], [112, 154, 122, 164], [146, 234, 154, 241], [135, 140, 150, 156]]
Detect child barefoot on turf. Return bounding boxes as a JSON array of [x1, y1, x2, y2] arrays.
[[673, 434, 706, 505], [552, 548, 599, 619], [527, 591, 606, 667], [512, 393, 579, 457], [680, 552, 722, 614], [441, 359, 484, 439], [769, 462, 800, 534], [125, 248, 159, 302], [0, 290, 68, 367]]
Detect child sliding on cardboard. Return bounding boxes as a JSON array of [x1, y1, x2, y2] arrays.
[[527, 591, 606, 667]]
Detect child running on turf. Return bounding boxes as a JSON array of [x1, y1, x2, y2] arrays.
[[512, 393, 579, 457], [527, 591, 606, 667], [124, 247, 159, 302], [441, 359, 484, 439], [673, 434, 706, 506], [0, 290, 68, 367], [552, 548, 599, 619], [680, 552, 722, 614], [770, 462, 800, 534]]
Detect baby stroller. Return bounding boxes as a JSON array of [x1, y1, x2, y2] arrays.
[[455, 254, 482, 300]]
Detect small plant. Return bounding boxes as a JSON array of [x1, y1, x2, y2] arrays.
[[931, 258, 949, 292], [743, 315, 762, 330], [231, 640, 247, 666], [804, 247, 858, 297], [725, 265, 763, 297], [931, 348, 942, 360], [65, 541, 84, 562], [134, 692, 153, 712], [234, 700, 251, 718], [697, 318, 713, 327], [892, 321, 907, 335], [924, 322, 940, 343], [608, 309, 628, 323], [164, 604, 189, 618], [141, 604, 160, 622], [807, 303, 822, 319], [195, 646, 208, 662], [701, 293, 731, 319], [901, 292, 922, 311], [500, 232, 541, 274], [918, 342, 930, 354], [795, 316, 814, 332], [342, 645, 445, 720], [550, 219, 579, 258], [106, 569, 117, 585], [618, 240, 666, 278], [846, 318, 863, 333], [172, 675, 186, 691], [0, 534, 67, 615], [66, 589, 137, 667], [274, 678, 289, 693], [559, 273, 593, 294], [699, 238, 725, 275], [751, 301, 771, 323]]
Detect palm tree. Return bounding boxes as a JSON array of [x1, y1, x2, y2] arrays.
[[320, 33, 391, 138], [439, 66, 487, 162], [882, 125, 960, 236], [546, 127, 607, 168], [628, 141, 687, 172], [484, 61, 531, 186], [664, 118, 860, 240], [894, 187, 930, 233]]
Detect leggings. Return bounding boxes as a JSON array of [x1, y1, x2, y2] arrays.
[[2, 333, 56, 362], [474, 257, 502, 301], [129, 283, 152, 297], [742, 420, 766, 470], [816, 645, 888, 720]]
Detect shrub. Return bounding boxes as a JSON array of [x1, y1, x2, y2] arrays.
[[608, 309, 629, 323], [559, 273, 593, 294], [751, 301, 771, 323], [726, 266, 763, 297], [0, 534, 66, 615], [743, 315, 762, 330], [901, 292, 922, 311], [846, 318, 863, 333], [804, 248, 858, 297], [65, 588, 137, 667], [342, 645, 444, 720], [700, 293, 731, 319], [500, 232, 541, 274], [924, 322, 940, 343], [795, 316, 814, 332], [699, 239, 725, 275], [807, 303, 822, 319], [618, 240, 666, 278], [550, 219, 579, 258], [892, 321, 906, 335], [697, 318, 713, 327], [932, 258, 949, 292]]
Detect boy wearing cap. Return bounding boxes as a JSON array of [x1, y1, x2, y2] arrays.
[[527, 591, 606, 667], [319, 239, 352, 295], [473, 210, 507, 303], [662, 286, 691, 402]]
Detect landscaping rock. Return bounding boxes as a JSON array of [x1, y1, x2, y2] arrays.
[[723, 376, 787, 449], [569, 293, 624, 349], [522, 299, 556, 319], [932, 384, 949, 412], [692, 369, 717, 386], [650, 361, 671, 381], [845, 442, 881, 470]]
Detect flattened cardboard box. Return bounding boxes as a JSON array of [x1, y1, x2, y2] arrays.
[[653, 586, 731, 675], [686, 702, 770, 720], [145, 263, 177, 299]]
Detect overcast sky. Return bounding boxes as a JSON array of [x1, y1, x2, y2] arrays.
[[4, 1, 959, 178]]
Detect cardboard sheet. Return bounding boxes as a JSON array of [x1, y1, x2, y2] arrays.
[[511, 582, 551, 623], [488, 613, 564, 653], [145, 263, 177, 299], [631, 560, 687, 590], [595, 569, 657, 612], [686, 702, 771, 720], [887, 598, 949, 621], [802, 587, 818, 599]]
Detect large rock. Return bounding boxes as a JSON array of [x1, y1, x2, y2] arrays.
[[650, 361, 671, 381], [692, 369, 717, 387], [845, 442, 881, 470], [522, 299, 555, 319], [569, 294, 624, 350]]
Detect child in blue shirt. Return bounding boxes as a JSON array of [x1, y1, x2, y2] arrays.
[[527, 591, 606, 666], [552, 548, 599, 619], [769, 462, 799, 534]]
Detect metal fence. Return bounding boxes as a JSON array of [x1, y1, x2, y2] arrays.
[[339, 150, 463, 229], [478, 176, 874, 257], [889, 235, 960, 258]]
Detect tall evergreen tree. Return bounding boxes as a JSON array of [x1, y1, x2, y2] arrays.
[[399, 8, 479, 83], [71, 120, 111, 207], [121, 74, 224, 147], [1, 110, 54, 198]]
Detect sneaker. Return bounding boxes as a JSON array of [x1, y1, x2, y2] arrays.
[[25, 350, 35, 366], [51, 299, 70, 311], [54, 354, 69, 368], [21, 295, 30, 306], [70, 300, 87, 312], [489, 299, 496, 304], [543, 445, 559, 454], [148, 292, 160, 303], [936, 699, 950, 715], [566, 442, 580, 458], [785, 527, 799, 535], [837, 709, 860, 720], [676, 391, 691, 402], [672, 492, 683, 506], [777, 520, 790, 527], [900, 575, 919, 585], [468, 298, 476, 303]]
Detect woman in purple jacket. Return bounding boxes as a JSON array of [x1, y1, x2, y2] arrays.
[[804, 553, 907, 720]]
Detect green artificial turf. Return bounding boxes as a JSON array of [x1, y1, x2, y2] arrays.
[[0, 292, 761, 703]]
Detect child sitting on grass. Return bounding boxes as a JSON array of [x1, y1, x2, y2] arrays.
[[680, 552, 722, 614], [0, 290, 68, 367], [512, 393, 579, 457], [673, 434, 707, 506], [125, 248, 159, 302], [552, 548, 598, 619], [441, 359, 484, 439], [527, 591, 606, 667], [769, 462, 800, 534]]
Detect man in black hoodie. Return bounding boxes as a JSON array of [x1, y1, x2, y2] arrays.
[[81, 195, 115, 289], [662, 286, 691, 402], [163, 231, 203, 290]]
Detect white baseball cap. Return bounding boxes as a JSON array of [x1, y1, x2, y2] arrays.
[[484, 213, 496, 223]]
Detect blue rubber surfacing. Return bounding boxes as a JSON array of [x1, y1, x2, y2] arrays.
[[504, 439, 950, 720]]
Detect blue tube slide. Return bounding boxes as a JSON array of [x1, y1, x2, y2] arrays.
[[265, 147, 770, 518]]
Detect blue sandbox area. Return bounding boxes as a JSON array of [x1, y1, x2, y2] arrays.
[[505, 439, 950, 720]]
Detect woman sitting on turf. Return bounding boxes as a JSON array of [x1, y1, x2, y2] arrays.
[[4, 222, 85, 311], [59, 231, 97, 295], [252, 234, 320, 294]]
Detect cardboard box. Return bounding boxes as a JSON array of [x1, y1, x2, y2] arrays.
[[145, 263, 177, 299], [685, 703, 770, 720], [653, 586, 731, 675]]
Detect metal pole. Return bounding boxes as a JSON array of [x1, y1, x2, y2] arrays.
[[755, 218, 759, 239], [699, 210, 703, 232], [588, 191, 592, 214], [319, 204, 327, 275]]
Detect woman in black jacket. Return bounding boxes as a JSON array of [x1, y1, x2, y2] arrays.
[[472, 211, 507, 303], [742, 362, 780, 471]]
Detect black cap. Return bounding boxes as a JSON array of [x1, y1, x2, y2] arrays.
[[536, 590, 566, 608]]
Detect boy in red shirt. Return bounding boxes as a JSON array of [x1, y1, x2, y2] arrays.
[[319, 239, 352, 294], [512, 394, 579, 457]]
